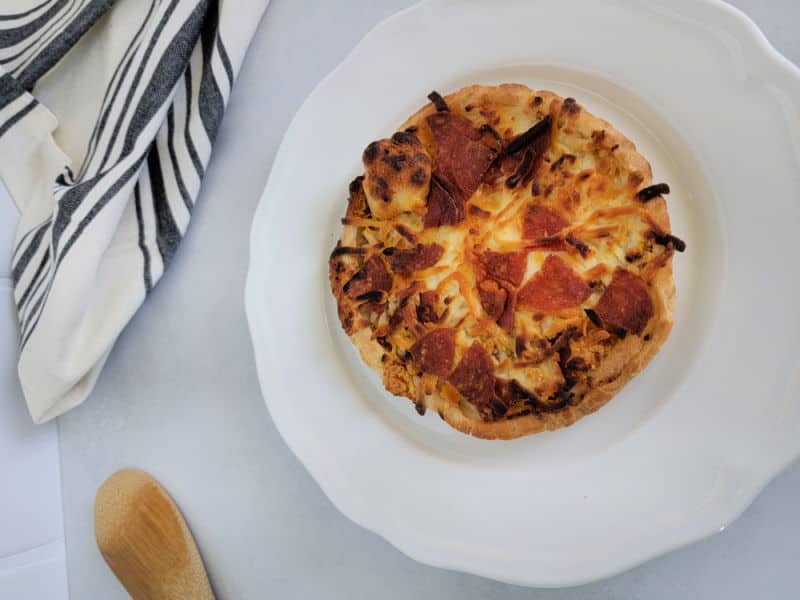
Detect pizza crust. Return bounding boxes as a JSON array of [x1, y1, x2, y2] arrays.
[[330, 84, 679, 440]]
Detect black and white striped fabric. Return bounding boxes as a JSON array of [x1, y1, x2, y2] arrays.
[[0, 0, 269, 422]]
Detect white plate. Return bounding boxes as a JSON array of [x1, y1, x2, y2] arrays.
[[246, 0, 800, 587]]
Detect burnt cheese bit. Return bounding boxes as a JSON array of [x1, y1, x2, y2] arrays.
[[550, 153, 577, 172], [565, 233, 590, 257], [506, 408, 532, 420], [394, 224, 417, 243], [386, 153, 408, 171], [549, 386, 574, 409], [391, 130, 421, 146], [503, 115, 552, 156], [479, 123, 503, 143], [371, 176, 390, 202], [410, 168, 427, 185], [584, 308, 603, 328], [427, 90, 449, 112], [345, 175, 371, 219], [497, 379, 571, 415], [348, 175, 365, 195], [565, 356, 589, 372], [505, 148, 533, 188], [651, 231, 687, 252], [330, 245, 366, 259], [355, 290, 384, 303], [636, 182, 670, 202], [561, 97, 581, 115], [625, 250, 643, 263], [362, 142, 380, 163], [515, 335, 526, 356]]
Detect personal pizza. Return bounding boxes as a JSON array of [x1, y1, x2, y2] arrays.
[[329, 84, 684, 440]]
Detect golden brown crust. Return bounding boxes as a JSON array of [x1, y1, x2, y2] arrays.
[[329, 84, 679, 440]]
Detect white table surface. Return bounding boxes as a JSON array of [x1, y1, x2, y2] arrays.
[[58, 1, 800, 598], [0, 180, 67, 600]]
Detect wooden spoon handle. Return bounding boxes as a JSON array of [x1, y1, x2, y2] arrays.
[[94, 469, 215, 600]]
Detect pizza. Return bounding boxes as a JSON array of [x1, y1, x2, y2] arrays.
[[328, 84, 684, 440]]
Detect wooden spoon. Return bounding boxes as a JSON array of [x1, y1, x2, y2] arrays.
[[94, 469, 215, 600]]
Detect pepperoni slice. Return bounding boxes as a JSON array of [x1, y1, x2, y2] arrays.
[[478, 278, 517, 332], [522, 205, 569, 240], [416, 290, 441, 324], [410, 328, 455, 377], [426, 112, 501, 201], [479, 250, 527, 287], [497, 287, 517, 332], [517, 255, 591, 311], [424, 175, 465, 228], [449, 342, 495, 408], [344, 256, 392, 299], [594, 268, 653, 334], [388, 243, 444, 273], [478, 279, 508, 321]]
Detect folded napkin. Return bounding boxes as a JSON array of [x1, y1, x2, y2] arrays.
[[0, 0, 269, 422]]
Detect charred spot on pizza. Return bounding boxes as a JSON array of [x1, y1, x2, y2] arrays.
[[565, 233, 591, 257], [625, 250, 643, 263], [636, 182, 670, 202], [394, 224, 416, 243], [329, 245, 366, 259], [391, 130, 421, 146], [584, 308, 603, 328], [411, 168, 428, 185], [427, 90, 449, 112], [503, 115, 552, 156], [651, 231, 686, 252], [550, 153, 577, 172], [505, 148, 533, 188], [561, 97, 581, 115]]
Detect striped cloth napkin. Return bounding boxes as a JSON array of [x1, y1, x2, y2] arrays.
[[0, 0, 269, 422]]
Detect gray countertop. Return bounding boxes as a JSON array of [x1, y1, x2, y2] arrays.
[[59, 1, 800, 598]]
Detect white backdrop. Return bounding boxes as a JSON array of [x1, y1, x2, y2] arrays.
[[0, 181, 67, 599]]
